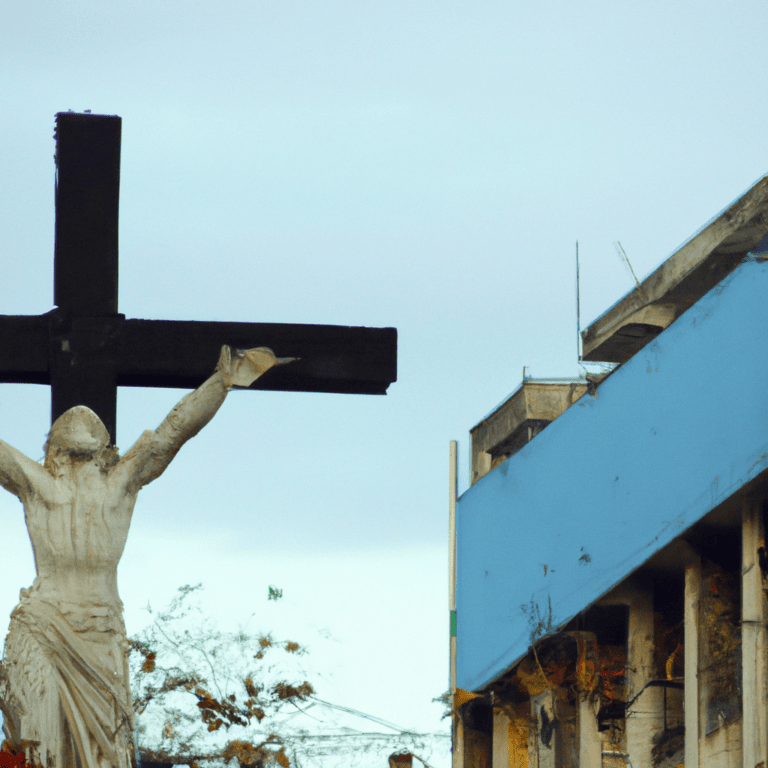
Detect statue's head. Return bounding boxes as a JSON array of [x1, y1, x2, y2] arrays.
[[44, 406, 117, 473]]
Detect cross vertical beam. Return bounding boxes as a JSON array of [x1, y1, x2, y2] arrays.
[[54, 113, 121, 315], [51, 113, 123, 439]]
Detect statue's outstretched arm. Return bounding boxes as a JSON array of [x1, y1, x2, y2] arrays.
[[0, 439, 54, 501], [117, 346, 296, 491]]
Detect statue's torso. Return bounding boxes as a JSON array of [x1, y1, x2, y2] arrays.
[[22, 460, 138, 608]]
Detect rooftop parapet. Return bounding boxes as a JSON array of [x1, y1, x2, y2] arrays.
[[582, 173, 768, 363], [470, 378, 588, 484]]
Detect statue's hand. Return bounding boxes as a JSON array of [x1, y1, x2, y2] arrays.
[[217, 345, 298, 389]]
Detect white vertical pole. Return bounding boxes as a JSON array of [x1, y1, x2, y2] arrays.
[[684, 550, 701, 768], [742, 498, 767, 768], [449, 440, 460, 768]]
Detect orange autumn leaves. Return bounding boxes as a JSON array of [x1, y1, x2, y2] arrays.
[[0, 742, 42, 768]]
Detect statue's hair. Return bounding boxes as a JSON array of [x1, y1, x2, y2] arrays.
[[43, 406, 120, 475]]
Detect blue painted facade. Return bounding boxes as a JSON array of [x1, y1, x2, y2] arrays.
[[456, 257, 768, 692]]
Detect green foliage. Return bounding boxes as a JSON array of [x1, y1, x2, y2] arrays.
[[430, 691, 451, 720], [520, 594, 556, 645]]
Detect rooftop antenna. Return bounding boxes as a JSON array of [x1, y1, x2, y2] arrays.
[[614, 241, 642, 290], [576, 242, 614, 378], [576, 241, 591, 378]]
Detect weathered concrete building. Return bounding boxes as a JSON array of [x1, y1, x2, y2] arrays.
[[449, 175, 768, 768]]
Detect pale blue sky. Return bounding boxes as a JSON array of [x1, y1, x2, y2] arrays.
[[2, 1, 767, 762]]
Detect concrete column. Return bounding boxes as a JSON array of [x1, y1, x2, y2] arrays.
[[527, 714, 538, 768], [492, 709, 510, 768], [741, 498, 767, 768], [684, 549, 702, 768], [531, 690, 556, 768], [567, 631, 601, 768], [507, 703, 532, 768], [579, 697, 602, 768], [626, 584, 664, 768]]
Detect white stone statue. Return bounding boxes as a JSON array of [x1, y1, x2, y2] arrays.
[[0, 346, 295, 768]]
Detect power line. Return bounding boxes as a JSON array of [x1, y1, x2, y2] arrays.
[[307, 695, 416, 734]]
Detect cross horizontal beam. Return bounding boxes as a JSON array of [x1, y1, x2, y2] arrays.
[[0, 312, 397, 395]]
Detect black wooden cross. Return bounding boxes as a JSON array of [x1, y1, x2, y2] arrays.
[[0, 113, 397, 443]]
